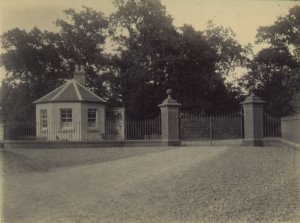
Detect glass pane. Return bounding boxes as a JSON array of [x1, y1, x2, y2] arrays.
[[88, 121, 96, 128], [40, 109, 47, 129], [87, 109, 97, 128], [61, 109, 72, 128]]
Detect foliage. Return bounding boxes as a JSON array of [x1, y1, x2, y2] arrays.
[[0, 7, 109, 121], [1, 28, 66, 121], [55, 6, 110, 96], [108, 0, 177, 118], [245, 5, 300, 116], [109, 0, 247, 118], [1, 0, 249, 121], [204, 21, 251, 78]]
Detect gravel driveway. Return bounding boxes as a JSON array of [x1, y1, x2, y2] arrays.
[[2, 146, 300, 223]]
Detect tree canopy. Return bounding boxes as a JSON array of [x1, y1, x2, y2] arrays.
[[1, 7, 109, 121], [108, 0, 247, 118], [1, 0, 249, 121], [245, 5, 300, 116]]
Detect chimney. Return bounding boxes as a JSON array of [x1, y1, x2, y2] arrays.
[[73, 64, 86, 85]]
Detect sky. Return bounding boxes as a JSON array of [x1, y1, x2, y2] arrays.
[[0, 0, 299, 82]]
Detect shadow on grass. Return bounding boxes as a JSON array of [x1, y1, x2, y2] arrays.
[[0, 147, 176, 175]]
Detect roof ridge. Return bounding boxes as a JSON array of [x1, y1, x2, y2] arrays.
[[51, 80, 72, 101], [75, 79, 107, 103], [34, 79, 107, 104], [72, 80, 83, 101], [33, 84, 65, 104]]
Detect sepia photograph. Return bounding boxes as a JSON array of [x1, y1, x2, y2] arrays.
[[0, 0, 300, 222]]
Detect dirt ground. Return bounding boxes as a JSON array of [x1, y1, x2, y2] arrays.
[[1, 146, 299, 223]]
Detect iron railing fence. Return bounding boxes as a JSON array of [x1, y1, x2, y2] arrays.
[[263, 112, 281, 138], [4, 116, 161, 141], [126, 116, 161, 140], [210, 112, 244, 139], [4, 121, 37, 140], [180, 111, 243, 141]]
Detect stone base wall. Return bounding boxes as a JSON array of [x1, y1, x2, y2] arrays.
[[3, 140, 162, 149], [281, 114, 300, 144]]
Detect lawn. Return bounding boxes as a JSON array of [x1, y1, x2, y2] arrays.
[[1, 145, 300, 223], [0, 147, 175, 175]]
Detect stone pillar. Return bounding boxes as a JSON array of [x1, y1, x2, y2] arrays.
[[158, 89, 182, 146], [108, 107, 125, 140], [241, 90, 266, 146]]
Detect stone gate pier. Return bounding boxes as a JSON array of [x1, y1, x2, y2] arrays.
[[158, 89, 182, 146], [241, 89, 266, 146]]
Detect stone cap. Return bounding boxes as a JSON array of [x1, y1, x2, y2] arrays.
[[158, 89, 182, 108], [281, 113, 300, 121], [241, 85, 266, 105], [240, 92, 265, 105]]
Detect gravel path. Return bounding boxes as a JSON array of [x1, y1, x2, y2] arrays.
[[171, 146, 299, 223], [2, 146, 300, 223]]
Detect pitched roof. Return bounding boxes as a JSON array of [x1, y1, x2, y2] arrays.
[[33, 79, 106, 104]]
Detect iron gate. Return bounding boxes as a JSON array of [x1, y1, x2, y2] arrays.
[[180, 111, 243, 141], [263, 112, 281, 138]]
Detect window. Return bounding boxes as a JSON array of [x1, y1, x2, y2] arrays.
[[88, 109, 97, 128], [61, 108, 72, 128], [40, 109, 47, 130]]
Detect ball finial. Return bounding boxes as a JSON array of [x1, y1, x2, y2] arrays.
[[166, 89, 172, 98], [166, 89, 172, 95], [249, 84, 256, 95]]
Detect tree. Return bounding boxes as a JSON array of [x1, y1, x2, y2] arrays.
[[0, 7, 109, 122], [1, 1, 249, 121], [245, 5, 300, 116], [247, 47, 298, 116], [1, 28, 67, 121], [55, 6, 111, 98], [109, 0, 179, 118], [204, 21, 250, 78], [167, 24, 239, 113], [109, 0, 247, 118]]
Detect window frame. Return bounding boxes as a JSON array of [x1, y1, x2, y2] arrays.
[[60, 108, 73, 129], [87, 108, 98, 129], [40, 109, 48, 130]]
